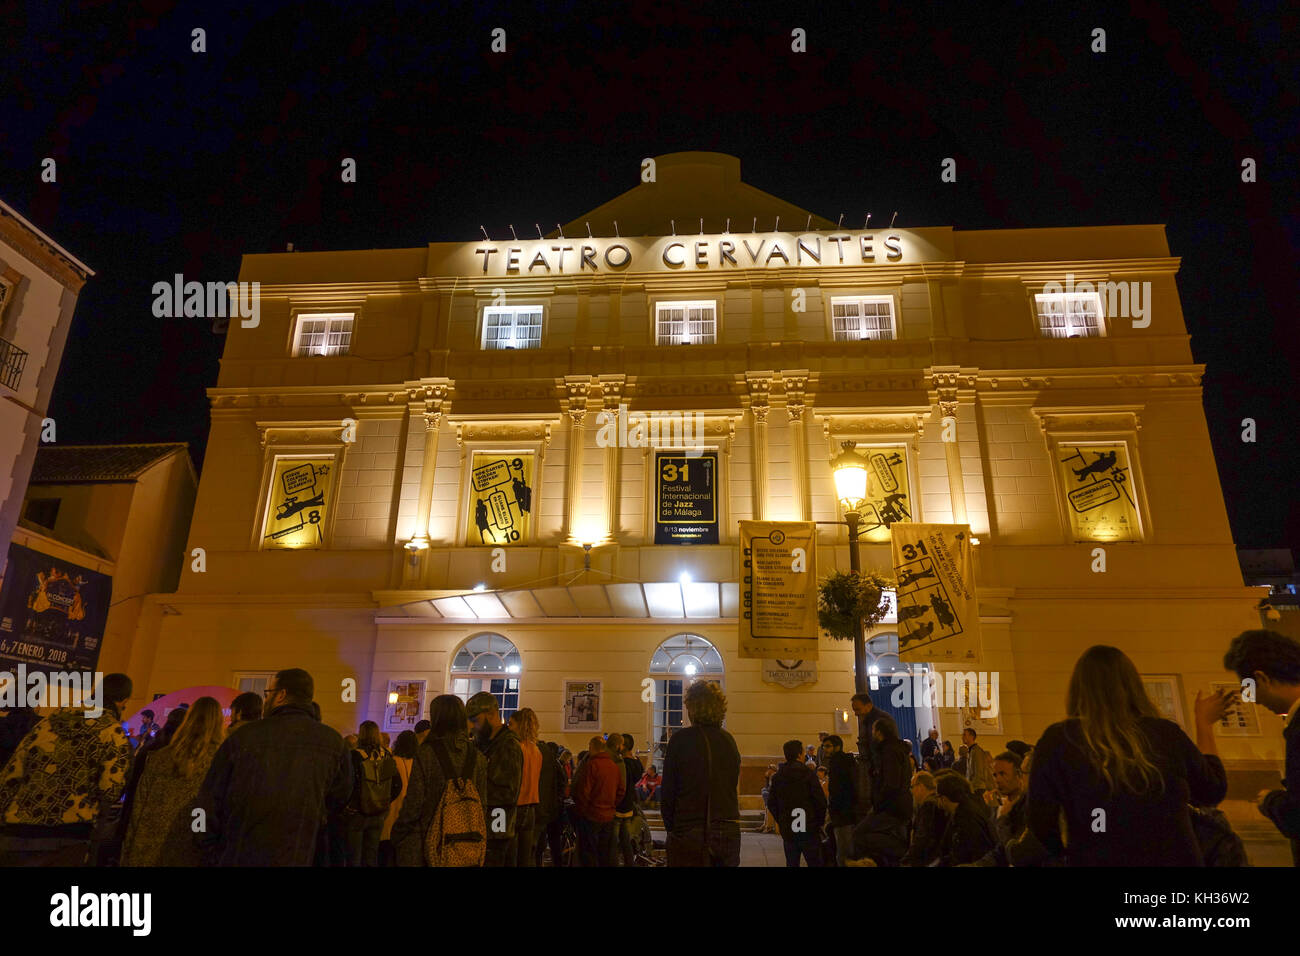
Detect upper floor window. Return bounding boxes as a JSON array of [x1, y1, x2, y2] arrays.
[[1035, 292, 1104, 339], [482, 305, 542, 350], [293, 312, 354, 357], [830, 296, 895, 341], [655, 300, 716, 346]]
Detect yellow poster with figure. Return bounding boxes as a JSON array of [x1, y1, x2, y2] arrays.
[[856, 446, 911, 543], [1057, 443, 1141, 542], [466, 452, 534, 546], [263, 458, 332, 549]]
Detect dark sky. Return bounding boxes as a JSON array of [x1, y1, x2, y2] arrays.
[[3, 1, 1296, 547]]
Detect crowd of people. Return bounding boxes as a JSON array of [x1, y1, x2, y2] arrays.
[[0, 628, 1295, 867]]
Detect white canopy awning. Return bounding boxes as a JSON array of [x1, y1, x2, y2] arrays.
[[377, 581, 740, 622]]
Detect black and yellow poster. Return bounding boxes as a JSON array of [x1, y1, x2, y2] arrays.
[[264, 457, 333, 549], [891, 523, 982, 665], [0, 542, 112, 672], [739, 520, 819, 660], [466, 452, 534, 546], [857, 447, 911, 543], [1057, 443, 1140, 542], [654, 451, 719, 544]]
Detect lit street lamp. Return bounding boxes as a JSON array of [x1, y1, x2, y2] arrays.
[[830, 440, 871, 694]]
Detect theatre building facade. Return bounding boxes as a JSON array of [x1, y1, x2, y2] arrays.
[[136, 153, 1276, 792]]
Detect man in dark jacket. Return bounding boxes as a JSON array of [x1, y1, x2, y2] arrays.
[[934, 771, 996, 866], [466, 691, 522, 867], [850, 719, 914, 865], [534, 739, 567, 866], [661, 681, 741, 866], [822, 734, 858, 865], [902, 771, 947, 866], [768, 739, 827, 867], [612, 732, 643, 866], [967, 751, 1027, 866], [849, 693, 896, 814], [920, 728, 941, 767], [1224, 628, 1300, 866], [195, 668, 352, 866]]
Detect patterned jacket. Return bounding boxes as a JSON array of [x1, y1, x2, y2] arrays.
[[0, 706, 132, 837]]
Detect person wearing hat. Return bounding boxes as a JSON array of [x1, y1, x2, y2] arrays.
[[466, 692, 523, 867], [1004, 739, 1032, 761]]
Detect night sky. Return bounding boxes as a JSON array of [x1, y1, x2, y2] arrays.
[[4, 2, 1296, 547]]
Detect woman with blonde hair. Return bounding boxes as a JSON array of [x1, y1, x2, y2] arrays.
[[509, 707, 543, 866], [121, 696, 226, 866], [1026, 644, 1234, 865]]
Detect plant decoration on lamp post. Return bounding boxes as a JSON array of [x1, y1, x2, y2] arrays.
[[819, 440, 896, 695]]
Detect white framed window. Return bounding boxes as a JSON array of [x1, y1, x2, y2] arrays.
[[1035, 292, 1105, 339], [450, 633, 522, 722], [655, 300, 716, 346], [482, 305, 543, 350], [293, 312, 354, 356], [234, 672, 275, 697], [830, 295, 895, 341]]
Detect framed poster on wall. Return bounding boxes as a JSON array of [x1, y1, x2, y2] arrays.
[[563, 679, 602, 733], [383, 679, 426, 734]]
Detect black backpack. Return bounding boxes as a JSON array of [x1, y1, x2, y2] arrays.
[[357, 748, 398, 815]]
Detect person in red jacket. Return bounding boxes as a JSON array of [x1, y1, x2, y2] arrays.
[[570, 735, 625, 866]]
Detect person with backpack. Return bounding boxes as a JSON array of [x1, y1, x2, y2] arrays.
[[344, 720, 402, 866], [391, 695, 488, 867]]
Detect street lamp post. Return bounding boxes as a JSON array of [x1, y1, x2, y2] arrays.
[[830, 441, 871, 695]]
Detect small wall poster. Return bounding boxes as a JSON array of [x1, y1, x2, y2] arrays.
[[383, 680, 426, 734], [563, 680, 602, 733]]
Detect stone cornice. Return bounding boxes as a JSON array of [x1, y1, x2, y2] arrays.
[[0, 203, 93, 290]]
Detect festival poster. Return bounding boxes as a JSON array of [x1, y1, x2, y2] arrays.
[[654, 451, 719, 544], [465, 452, 534, 546], [383, 679, 426, 734], [263, 457, 333, 549], [891, 523, 983, 665], [0, 542, 112, 672], [1057, 443, 1141, 542], [563, 680, 602, 732], [856, 446, 912, 543], [739, 520, 819, 660]]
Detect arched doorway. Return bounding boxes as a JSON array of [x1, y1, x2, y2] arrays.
[[449, 633, 522, 723], [857, 630, 938, 765], [646, 633, 724, 763]]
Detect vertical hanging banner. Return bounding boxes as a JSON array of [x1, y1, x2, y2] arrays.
[[739, 521, 818, 660], [891, 523, 982, 665]]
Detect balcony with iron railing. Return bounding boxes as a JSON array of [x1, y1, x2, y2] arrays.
[[0, 335, 28, 390]]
